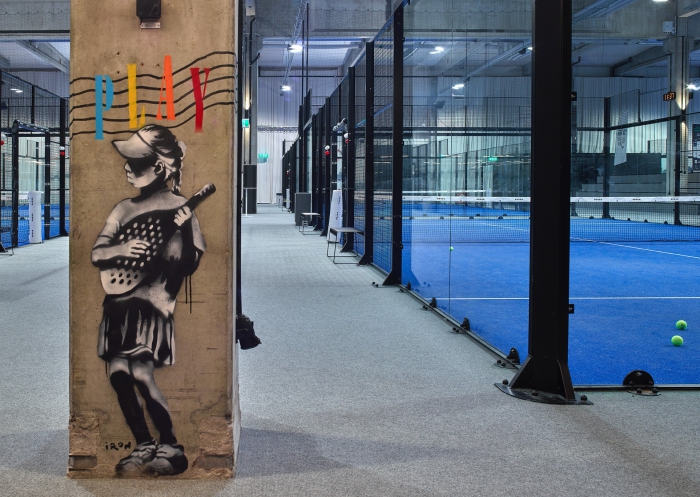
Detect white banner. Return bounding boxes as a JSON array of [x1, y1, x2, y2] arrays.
[[327, 189, 343, 242], [614, 128, 627, 166], [28, 191, 42, 244]]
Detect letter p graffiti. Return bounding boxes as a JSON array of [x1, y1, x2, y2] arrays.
[[94, 75, 114, 140]]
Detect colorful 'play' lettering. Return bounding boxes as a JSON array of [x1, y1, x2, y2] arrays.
[[94, 56, 212, 139]]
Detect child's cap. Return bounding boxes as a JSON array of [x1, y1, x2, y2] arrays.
[[112, 127, 161, 159], [113, 125, 185, 164]]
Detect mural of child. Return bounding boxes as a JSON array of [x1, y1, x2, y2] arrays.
[[91, 124, 209, 476]]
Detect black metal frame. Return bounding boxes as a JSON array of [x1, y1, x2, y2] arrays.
[[382, 5, 404, 285], [497, 0, 585, 404], [322, 95, 332, 236], [358, 42, 375, 266], [312, 105, 323, 220], [59, 98, 68, 236], [341, 66, 357, 253], [311, 113, 318, 216]]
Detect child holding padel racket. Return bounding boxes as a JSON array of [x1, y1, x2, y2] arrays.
[[91, 124, 208, 476]]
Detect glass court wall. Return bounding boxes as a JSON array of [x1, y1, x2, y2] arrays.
[[402, 0, 533, 360], [283, 0, 700, 386], [568, 1, 700, 385]]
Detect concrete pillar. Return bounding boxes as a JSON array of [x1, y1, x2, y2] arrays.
[[68, 0, 239, 478], [666, 17, 693, 193]]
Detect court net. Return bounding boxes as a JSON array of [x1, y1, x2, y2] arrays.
[[396, 194, 700, 243]]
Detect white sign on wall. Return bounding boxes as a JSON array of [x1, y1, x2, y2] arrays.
[[614, 128, 627, 166], [327, 189, 343, 242]]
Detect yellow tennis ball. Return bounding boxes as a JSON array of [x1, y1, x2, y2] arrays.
[[671, 335, 684, 346]]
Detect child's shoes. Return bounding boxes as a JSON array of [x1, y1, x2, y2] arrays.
[[115, 439, 158, 475], [145, 443, 188, 475]]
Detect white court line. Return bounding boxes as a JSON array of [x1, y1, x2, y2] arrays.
[[434, 296, 700, 300], [593, 241, 700, 260]]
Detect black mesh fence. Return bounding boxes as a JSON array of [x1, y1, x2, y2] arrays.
[[354, 53, 367, 256], [0, 72, 68, 249], [372, 20, 394, 274]]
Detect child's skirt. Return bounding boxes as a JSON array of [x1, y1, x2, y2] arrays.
[[98, 297, 175, 366]]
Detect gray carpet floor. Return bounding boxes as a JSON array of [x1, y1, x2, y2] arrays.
[[1, 203, 699, 496]]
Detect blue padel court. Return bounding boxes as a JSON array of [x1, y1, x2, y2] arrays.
[[0, 204, 70, 246], [400, 199, 700, 386]]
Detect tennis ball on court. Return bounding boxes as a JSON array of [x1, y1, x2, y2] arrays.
[[676, 320, 687, 330], [671, 335, 684, 346], [450, 246, 454, 251]]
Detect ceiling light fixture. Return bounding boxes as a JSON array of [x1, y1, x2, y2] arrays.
[[452, 83, 465, 90], [288, 44, 303, 53], [281, 85, 292, 92]]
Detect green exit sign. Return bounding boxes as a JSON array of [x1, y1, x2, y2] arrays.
[[487, 156, 498, 162], [242, 118, 250, 128]]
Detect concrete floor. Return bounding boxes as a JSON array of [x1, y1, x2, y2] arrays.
[[1, 204, 699, 496]]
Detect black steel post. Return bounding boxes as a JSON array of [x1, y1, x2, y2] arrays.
[[322, 96, 332, 236], [316, 107, 324, 231], [11, 121, 19, 248], [383, 6, 404, 285], [31, 86, 35, 124], [498, 0, 585, 404], [358, 42, 375, 266], [602, 97, 611, 218], [59, 98, 67, 236], [339, 83, 347, 227], [43, 131, 50, 240], [342, 66, 357, 252], [674, 114, 682, 225], [311, 113, 317, 212]]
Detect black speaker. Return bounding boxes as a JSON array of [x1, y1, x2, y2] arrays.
[[137, 0, 161, 20], [243, 164, 257, 189]]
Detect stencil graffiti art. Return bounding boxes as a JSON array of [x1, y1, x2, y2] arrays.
[[91, 124, 214, 476]]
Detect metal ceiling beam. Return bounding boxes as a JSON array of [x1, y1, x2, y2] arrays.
[[679, 1, 700, 18], [15, 40, 69, 73], [264, 42, 363, 50], [464, 41, 530, 80], [282, 0, 310, 86], [573, 0, 639, 22], [611, 45, 668, 76]]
